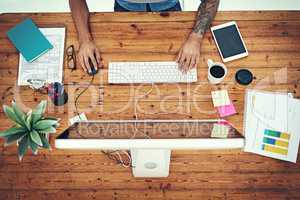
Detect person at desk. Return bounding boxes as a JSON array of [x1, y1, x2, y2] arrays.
[[69, 0, 220, 73]]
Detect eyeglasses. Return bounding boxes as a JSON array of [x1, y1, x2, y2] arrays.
[[66, 45, 76, 70], [27, 79, 48, 94]]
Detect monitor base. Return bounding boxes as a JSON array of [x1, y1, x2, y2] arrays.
[[131, 149, 171, 177]]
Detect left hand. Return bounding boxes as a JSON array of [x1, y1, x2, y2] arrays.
[[176, 32, 203, 73]]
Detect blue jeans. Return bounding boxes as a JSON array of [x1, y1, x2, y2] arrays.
[[114, 1, 182, 12]]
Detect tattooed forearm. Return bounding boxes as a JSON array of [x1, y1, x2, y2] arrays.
[[193, 0, 220, 37]]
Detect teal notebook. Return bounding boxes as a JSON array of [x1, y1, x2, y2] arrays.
[[7, 18, 53, 62]]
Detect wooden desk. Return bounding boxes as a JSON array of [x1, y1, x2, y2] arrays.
[[0, 11, 300, 199]]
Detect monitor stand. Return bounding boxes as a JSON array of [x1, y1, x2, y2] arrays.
[[131, 149, 171, 177]]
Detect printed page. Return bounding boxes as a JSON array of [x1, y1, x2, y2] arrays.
[[18, 28, 65, 86], [244, 90, 299, 162]]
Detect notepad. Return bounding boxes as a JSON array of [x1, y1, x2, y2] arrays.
[[211, 124, 230, 138], [211, 90, 230, 107], [217, 103, 237, 117], [6, 18, 53, 62], [211, 90, 237, 117]]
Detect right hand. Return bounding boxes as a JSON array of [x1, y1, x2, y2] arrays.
[[77, 40, 102, 73]]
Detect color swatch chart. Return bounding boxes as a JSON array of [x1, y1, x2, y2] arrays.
[[262, 129, 290, 156]]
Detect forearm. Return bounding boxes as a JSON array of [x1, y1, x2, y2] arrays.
[[69, 0, 92, 43], [192, 0, 220, 38]]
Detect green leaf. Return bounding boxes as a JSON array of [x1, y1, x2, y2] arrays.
[[12, 101, 27, 128], [3, 105, 23, 126], [30, 130, 43, 146], [40, 133, 51, 149], [33, 120, 58, 130], [53, 123, 60, 128], [5, 132, 27, 146], [0, 126, 26, 137], [43, 116, 59, 121], [29, 138, 38, 154], [38, 126, 57, 134], [42, 117, 59, 128], [25, 111, 32, 130], [32, 100, 47, 124], [18, 136, 29, 161]]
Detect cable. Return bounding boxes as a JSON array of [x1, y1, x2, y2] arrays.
[[73, 77, 196, 168], [101, 150, 132, 168], [73, 74, 133, 168], [74, 74, 95, 121], [73, 74, 95, 139]]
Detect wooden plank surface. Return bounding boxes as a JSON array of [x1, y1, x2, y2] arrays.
[[0, 11, 300, 200]]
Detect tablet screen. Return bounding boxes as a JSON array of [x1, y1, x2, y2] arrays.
[[213, 24, 246, 59]]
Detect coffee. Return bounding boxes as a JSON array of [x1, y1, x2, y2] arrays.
[[210, 65, 225, 78], [207, 59, 227, 84]]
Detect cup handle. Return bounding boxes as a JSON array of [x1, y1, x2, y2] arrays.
[[207, 59, 214, 68]]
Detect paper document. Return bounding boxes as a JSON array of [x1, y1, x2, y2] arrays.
[[244, 90, 300, 163], [69, 113, 88, 126], [17, 28, 65, 86]]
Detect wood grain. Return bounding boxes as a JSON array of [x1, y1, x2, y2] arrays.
[[0, 11, 300, 200]]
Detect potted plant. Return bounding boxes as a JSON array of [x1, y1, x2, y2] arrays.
[[0, 100, 59, 161]]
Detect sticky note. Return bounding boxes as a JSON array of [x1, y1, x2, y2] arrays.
[[217, 103, 237, 117], [211, 124, 230, 138], [211, 90, 230, 107], [217, 120, 232, 126], [69, 113, 88, 125]]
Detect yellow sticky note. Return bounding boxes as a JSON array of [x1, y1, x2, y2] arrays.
[[211, 124, 230, 138], [211, 90, 231, 107]]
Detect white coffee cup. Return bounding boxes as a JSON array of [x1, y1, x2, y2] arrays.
[[207, 59, 227, 84]]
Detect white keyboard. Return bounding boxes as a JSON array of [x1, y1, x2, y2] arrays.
[[108, 62, 197, 84]]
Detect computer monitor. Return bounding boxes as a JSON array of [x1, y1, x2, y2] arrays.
[[55, 120, 244, 177]]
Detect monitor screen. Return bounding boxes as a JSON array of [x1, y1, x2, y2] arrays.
[[213, 24, 247, 59]]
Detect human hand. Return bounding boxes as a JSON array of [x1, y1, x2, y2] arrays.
[[77, 40, 102, 73], [176, 32, 202, 73]]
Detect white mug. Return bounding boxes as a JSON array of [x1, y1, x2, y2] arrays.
[[207, 59, 227, 84]]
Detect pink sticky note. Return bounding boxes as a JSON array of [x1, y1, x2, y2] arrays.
[[217, 120, 234, 128], [217, 103, 236, 117], [217, 120, 230, 126]]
